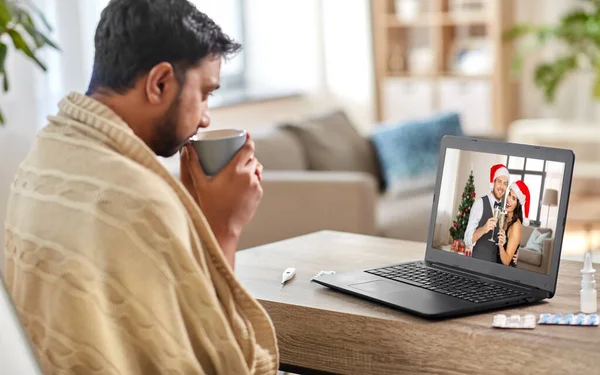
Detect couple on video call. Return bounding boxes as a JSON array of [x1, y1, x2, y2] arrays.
[[464, 164, 531, 268]]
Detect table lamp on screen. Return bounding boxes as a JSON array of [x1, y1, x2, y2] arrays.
[[542, 188, 558, 228]]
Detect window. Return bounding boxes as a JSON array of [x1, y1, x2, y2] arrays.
[[86, 0, 246, 96], [505, 156, 547, 222], [190, 0, 246, 94]]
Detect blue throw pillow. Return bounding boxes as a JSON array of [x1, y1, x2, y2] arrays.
[[525, 229, 551, 253], [369, 112, 463, 192]]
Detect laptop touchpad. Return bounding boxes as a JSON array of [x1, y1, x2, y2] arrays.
[[349, 280, 412, 294]]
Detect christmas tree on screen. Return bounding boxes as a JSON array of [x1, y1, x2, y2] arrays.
[[449, 170, 476, 241]]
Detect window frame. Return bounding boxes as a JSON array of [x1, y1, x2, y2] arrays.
[[209, 0, 247, 93]]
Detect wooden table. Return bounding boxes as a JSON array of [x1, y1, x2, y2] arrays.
[[236, 230, 600, 375]]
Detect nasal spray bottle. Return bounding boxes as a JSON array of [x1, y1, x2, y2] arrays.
[[580, 252, 597, 314]]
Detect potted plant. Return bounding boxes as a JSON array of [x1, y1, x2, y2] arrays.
[[0, 0, 59, 125], [504, 0, 600, 106]]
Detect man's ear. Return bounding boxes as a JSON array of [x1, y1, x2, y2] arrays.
[[145, 62, 177, 105]]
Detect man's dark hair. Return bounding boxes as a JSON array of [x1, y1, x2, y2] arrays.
[[86, 0, 241, 94]]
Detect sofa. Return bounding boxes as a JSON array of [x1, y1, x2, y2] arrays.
[[237, 109, 473, 250], [516, 226, 554, 274]]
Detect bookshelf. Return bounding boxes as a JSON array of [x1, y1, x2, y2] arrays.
[[371, 0, 518, 135]]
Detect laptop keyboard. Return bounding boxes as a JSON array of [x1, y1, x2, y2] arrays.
[[365, 262, 526, 304]]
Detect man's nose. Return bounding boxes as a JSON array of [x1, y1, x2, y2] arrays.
[[201, 111, 211, 127]]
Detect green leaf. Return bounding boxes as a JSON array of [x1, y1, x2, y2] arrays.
[[560, 9, 589, 25], [594, 65, 600, 98], [0, 42, 7, 69], [0, 41, 7, 92], [0, 107, 4, 125], [533, 55, 578, 102], [503, 25, 536, 41], [11, 8, 43, 47], [0, 1, 12, 28], [22, 22, 59, 50], [19, 0, 53, 32], [10, 6, 59, 51], [7, 28, 47, 71], [509, 51, 524, 76], [503, 24, 557, 45]]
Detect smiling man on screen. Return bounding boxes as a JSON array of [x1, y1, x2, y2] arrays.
[[464, 164, 510, 263]]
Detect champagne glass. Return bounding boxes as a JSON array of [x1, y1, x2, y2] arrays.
[[497, 211, 507, 246], [489, 207, 501, 242]]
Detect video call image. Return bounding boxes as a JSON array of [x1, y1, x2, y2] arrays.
[[432, 149, 566, 275]]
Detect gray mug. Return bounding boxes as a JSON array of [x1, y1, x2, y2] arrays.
[[190, 129, 247, 176]]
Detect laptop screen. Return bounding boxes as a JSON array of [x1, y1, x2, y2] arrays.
[[432, 148, 566, 275]]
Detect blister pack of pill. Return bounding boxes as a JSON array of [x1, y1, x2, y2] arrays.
[[538, 313, 599, 326], [492, 314, 536, 329]]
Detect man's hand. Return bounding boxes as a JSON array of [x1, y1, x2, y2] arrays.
[[180, 133, 263, 266], [484, 217, 498, 233]]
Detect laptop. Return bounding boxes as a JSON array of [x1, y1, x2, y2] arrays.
[[0, 277, 44, 374], [312, 135, 575, 319]]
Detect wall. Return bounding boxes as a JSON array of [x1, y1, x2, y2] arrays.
[[321, 0, 375, 132]]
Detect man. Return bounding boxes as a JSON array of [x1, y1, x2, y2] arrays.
[[464, 164, 511, 262], [3, 1, 277, 374]]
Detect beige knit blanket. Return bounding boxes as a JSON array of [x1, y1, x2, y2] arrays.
[[4, 92, 278, 374]]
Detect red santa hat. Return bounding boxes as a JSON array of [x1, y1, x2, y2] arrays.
[[490, 164, 509, 185], [510, 180, 530, 226]]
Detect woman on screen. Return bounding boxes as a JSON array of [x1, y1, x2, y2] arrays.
[[497, 180, 531, 267]]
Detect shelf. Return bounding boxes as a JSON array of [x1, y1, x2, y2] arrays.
[[385, 14, 438, 27], [440, 72, 491, 79], [385, 72, 490, 79], [371, 0, 517, 130], [386, 71, 438, 78], [384, 13, 490, 27], [441, 13, 490, 25]]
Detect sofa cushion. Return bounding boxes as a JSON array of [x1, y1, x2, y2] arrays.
[[377, 189, 435, 243], [282, 110, 382, 184], [252, 126, 308, 170], [519, 248, 543, 266], [524, 228, 552, 253], [520, 226, 552, 246], [370, 112, 463, 194], [526, 230, 551, 252]]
